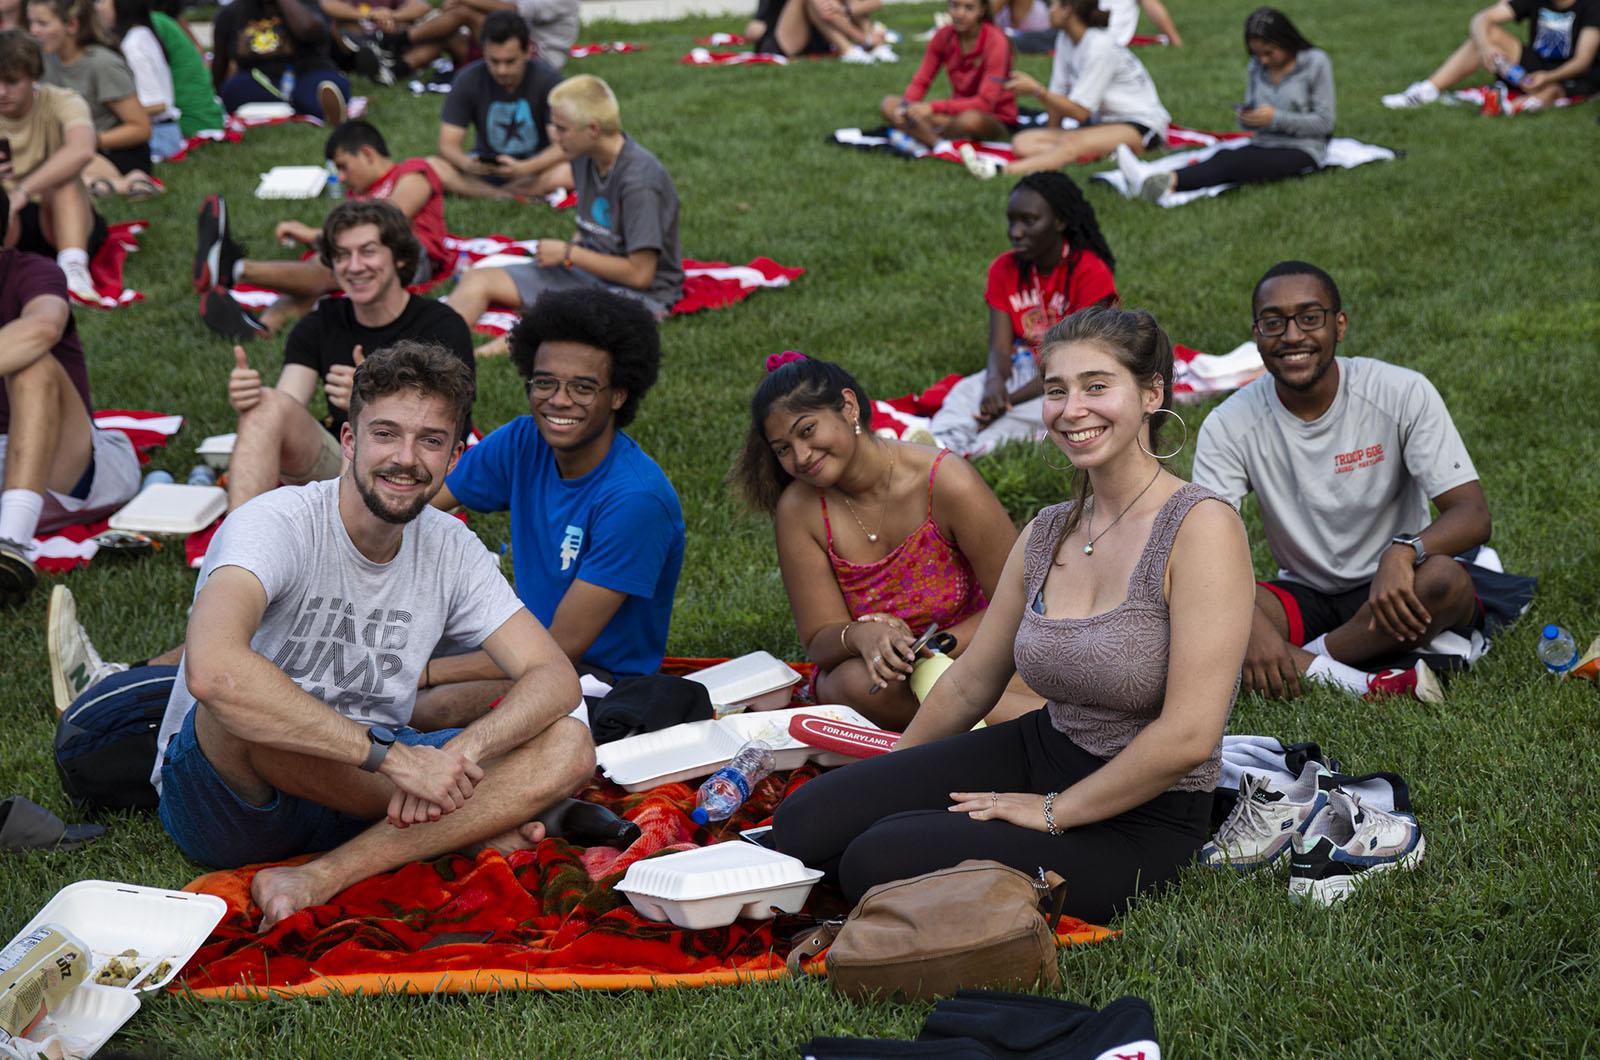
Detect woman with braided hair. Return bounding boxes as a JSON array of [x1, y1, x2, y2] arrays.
[[930, 171, 1117, 458]]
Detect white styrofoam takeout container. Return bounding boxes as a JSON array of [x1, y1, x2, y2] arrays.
[[684, 652, 804, 715], [5, 881, 227, 1057], [232, 101, 295, 122], [616, 843, 824, 930], [595, 705, 879, 792], [194, 432, 237, 471], [108, 483, 226, 535], [253, 165, 330, 199]]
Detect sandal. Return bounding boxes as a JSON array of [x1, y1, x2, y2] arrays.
[[124, 175, 165, 201], [86, 177, 116, 199], [0, 795, 105, 852]]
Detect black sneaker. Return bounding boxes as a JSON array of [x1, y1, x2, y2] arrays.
[[199, 288, 267, 342], [341, 32, 395, 86], [0, 537, 37, 607], [194, 195, 243, 292]]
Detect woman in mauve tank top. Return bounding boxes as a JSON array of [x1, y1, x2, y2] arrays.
[[772, 308, 1254, 925], [731, 353, 1037, 731]]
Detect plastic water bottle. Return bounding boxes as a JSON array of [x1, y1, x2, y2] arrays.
[[1494, 55, 1528, 88], [186, 465, 216, 487], [691, 740, 777, 825], [279, 66, 296, 103], [1538, 624, 1579, 674], [141, 469, 174, 490], [324, 161, 342, 199]]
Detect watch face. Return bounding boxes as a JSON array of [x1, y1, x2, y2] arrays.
[[369, 725, 397, 745]]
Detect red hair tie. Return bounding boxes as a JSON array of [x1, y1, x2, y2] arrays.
[[765, 351, 808, 373]]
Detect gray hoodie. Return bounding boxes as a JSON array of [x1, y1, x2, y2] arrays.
[[1244, 47, 1335, 165]]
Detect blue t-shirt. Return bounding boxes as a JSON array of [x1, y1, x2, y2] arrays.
[[446, 418, 684, 676]]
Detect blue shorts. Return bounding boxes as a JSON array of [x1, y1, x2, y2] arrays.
[[158, 708, 462, 868]]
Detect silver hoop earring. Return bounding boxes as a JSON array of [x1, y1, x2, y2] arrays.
[[1041, 446, 1074, 473], [1138, 408, 1188, 461]]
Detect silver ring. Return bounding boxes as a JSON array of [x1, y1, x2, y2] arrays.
[[872, 654, 883, 664], [990, 793, 997, 807]]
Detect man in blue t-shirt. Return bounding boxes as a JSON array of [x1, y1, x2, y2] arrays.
[[430, 288, 684, 684]]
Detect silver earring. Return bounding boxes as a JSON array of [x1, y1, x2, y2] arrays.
[[1138, 408, 1188, 461], [1041, 445, 1074, 473]]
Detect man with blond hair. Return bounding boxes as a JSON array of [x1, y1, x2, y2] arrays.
[[446, 73, 681, 336]]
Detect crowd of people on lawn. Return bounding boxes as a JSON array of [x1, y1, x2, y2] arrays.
[[0, 0, 1573, 932]]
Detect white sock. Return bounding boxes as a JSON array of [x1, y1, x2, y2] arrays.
[[0, 488, 46, 544], [232, 259, 246, 284], [1303, 634, 1328, 656], [1305, 653, 1373, 696], [56, 248, 88, 272], [932, 139, 955, 156]]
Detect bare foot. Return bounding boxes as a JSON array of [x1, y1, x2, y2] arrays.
[[474, 820, 546, 857], [475, 335, 510, 358], [251, 862, 336, 932]]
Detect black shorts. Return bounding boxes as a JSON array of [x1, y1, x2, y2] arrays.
[[15, 202, 109, 260], [1260, 571, 1487, 646], [1515, 43, 1600, 94]]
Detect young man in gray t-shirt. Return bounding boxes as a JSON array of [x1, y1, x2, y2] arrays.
[[146, 341, 594, 930], [446, 74, 682, 352], [1191, 261, 1492, 704]]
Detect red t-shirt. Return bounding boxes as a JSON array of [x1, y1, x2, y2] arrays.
[[904, 22, 1017, 124], [0, 250, 91, 433], [361, 158, 451, 278], [983, 245, 1117, 351]]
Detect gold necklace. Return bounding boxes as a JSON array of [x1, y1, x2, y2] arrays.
[[1081, 466, 1162, 557], [841, 444, 898, 543]]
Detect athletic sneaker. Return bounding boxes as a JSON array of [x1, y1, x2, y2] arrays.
[[0, 537, 36, 607], [47, 586, 128, 714], [840, 44, 874, 64], [869, 44, 899, 63], [341, 32, 396, 86], [193, 195, 243, 292], [1364, 660, 1445, 704], [318, 80, 348, 125], [60, 260, 99, 305], [958, 143, 998, 179], [1288, 788, 1425, 906], [1201, 761, 1336, 871], [199, 288, 267, 342], [1381, 80, 1441, 109]]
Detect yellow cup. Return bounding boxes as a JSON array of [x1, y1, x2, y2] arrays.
[[909, 652, 954, 702]]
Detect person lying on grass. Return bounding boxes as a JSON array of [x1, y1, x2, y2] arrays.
[[194, 118, 451, 341], [425, 288, 684, 698], [879, 0, 1015, 153], [772, 307, 1252, 926], [732, 353, 1039, 732], [143, 340, 593, 929], [930, 171, 1117, 458], [1191, 261, 1498, 704], [447, 75, 681, 357], [0, 183, 140, 606], [426, 11, 571, 201], [1381, 0, 1600, 111], [1003, 0, 1170, 175], [214, 200, 473, 522], [1115, 7, 1334, 204]]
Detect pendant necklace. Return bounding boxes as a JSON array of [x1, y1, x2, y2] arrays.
[[841, 445, 898, 543], [1081, 466, 1162, 557]]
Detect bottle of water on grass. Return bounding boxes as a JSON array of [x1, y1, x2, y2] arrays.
[[1537, 625, 1578, 674], [691, 740, 776, 825]]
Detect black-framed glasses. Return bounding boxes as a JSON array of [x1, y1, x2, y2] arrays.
[[527, 375, 608, 405], [1253, 307, 1335, 337]]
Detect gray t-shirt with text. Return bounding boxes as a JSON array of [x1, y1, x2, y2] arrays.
[[151, 477, 525, 791], [572, 136, 683, 309], [1191, 356, 1478, 594]]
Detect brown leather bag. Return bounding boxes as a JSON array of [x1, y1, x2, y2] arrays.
[[786, 859, 1068, 1002]]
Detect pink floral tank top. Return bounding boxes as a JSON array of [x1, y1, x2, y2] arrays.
[[820, 450, 989, 632]]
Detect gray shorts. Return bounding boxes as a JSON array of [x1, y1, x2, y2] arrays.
[[504, 261, 669, 319], [0, 426, 142, 535]]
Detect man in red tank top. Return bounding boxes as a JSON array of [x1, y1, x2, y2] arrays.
[[194, 119, 454, 341]]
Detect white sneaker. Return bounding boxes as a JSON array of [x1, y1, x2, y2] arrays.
[[48, 585, 128, 715], [1288, 788, 1425, 906], [869, 44, 899, 63], [1113, 142, 1148, 200], [1381, 80, 1440, 109], [959, 143, 999, 180], [1201, 761, 1336, 871], [840, 44, 874, 64], [61, 260, 99, 305]]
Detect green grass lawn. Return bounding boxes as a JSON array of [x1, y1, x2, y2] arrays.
[[4, 0, 1599, 1054]]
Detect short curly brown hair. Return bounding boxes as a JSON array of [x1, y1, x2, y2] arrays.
[[318, 199, 421, 285], [348, 340, 476, 443]]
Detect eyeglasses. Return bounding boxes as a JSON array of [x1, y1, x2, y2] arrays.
[[1253, 307, 1335, 337], [527, 375, 608, 405]]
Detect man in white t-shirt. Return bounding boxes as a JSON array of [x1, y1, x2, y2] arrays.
[[150, 340, 594, 929], [1191, 261, 1492, 703]]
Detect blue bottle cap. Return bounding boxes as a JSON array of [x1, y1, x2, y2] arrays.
[[1542, 624, 1559, 639]]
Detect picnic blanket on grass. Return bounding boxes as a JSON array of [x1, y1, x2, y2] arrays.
[[1090, 136, 1397, 207], [829, 124, 1248, 171], [163, 100, 370, 163], [569, 41, 645, 58], [681, 48, 793, 65], [1452, 84, 1588, 114], [27, 410, 181, 571], [78, 221, 148, 309]]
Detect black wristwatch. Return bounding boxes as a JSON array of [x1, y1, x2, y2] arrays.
[[1389, 533, 1426, 567], [361, 724, 397, 773]]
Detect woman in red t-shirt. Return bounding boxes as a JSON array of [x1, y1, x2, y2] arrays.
[[929, 172, 1118, 457], [879, 0, 1016, 150]]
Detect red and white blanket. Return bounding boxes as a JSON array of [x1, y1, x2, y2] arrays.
[[828, 124, 1250, 171], [28, 410, 182, 572], [77, 221, 148, 310], [681, 48, 792, 65], [1452, 84, 1588, 115], [163, 99, 371, 164], [569, 41, 645, 58]]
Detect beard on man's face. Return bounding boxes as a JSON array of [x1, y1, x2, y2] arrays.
[[353, 458, 435, 525]]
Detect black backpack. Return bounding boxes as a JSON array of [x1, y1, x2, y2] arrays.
[[55, 665, 178, 812]]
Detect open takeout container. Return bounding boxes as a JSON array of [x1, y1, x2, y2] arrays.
[[108, 483, 226, 535], [4, 881, 226, 1056], [684, 652, 803, 716], [616, 843, 823, 930], [194, 433, 236, 471], [594, 705, 879, 793]]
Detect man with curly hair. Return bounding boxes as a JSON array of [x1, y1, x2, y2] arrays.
[[431, 288, 684, 684]]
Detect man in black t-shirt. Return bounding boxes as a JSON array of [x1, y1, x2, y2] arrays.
[[222, 200, 472, 514], [1383, 0, 1600, 109], [427, 12, 569, 200]]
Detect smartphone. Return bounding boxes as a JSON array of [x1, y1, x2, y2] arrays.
[[1232, 103, 1247, 115], [0, 138, 12, 165]]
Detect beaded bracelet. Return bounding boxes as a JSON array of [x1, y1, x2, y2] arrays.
[[1042, 791, 1062, 835]]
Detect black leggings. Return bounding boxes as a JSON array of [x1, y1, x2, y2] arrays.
[[1172, 145, 1316, 193], [771, 709, 1213, 925]]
